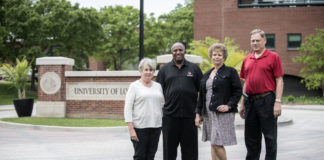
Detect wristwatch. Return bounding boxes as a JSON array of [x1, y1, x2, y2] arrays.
[[275, 99, 281, 103]]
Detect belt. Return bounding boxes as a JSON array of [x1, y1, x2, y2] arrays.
[[249, 91, 273, 101]]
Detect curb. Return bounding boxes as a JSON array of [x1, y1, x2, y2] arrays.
[[1, 104, 306, 132], [234, 114, 293, 129], [282, 105, 324, 111], [0, 108, 15, 111], [0, 121, 129, 133], [0, 115, 293, 132]]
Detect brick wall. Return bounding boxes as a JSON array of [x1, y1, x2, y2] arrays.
[[88, 57, 107, 71], [194, 0, 324, 76], [38, 65, 72, 101], [37, 56, 202, 118], [65, 76, 139, 119], [66, 100, 125, 119]]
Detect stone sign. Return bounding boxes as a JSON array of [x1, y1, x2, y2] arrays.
[[40, 72, 61, 94], [36, 55, 201, 118], [66, 82, 130, 100]]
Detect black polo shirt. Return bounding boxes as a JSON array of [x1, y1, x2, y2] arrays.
[[156, 59, 203, 118]]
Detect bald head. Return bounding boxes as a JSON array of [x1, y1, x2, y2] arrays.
[[171, 42, 186, 52]]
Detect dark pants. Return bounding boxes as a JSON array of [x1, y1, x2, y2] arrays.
[[131, 127, 162, 160], [244, 92, 277, 160], [162, 115, 198, 160]]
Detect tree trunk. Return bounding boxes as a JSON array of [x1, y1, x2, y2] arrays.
[[22, 89, 26, 99], [30, 68, 36, 91], [113, 57, 118, 70], [18, 89, 22, 99]]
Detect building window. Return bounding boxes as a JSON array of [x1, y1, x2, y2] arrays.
[[287, 34, 302, 49], [266, 34, 275, 49], [238, 0, 324, 8]]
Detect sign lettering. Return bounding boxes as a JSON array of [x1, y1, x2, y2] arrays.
[[66, 82, 130, 100]]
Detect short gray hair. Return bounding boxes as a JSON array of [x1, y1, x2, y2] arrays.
[[171, 42, 186, 51], [208, 43, 228, 60], [250, 29, 266, 38], [138, 58, 156, 71]]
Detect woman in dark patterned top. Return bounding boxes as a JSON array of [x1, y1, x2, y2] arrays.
[[195, 43, 242, 160]]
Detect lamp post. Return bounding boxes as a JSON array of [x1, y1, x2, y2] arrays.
[[139, 0, 144, 61], [48, 44, 61, 56]]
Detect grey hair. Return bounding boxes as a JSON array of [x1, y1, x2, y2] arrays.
[[208, 43, 228, 60], [250, 29, 266, 38], [171, 42, 186, 51], [138, 58, 156, 71]]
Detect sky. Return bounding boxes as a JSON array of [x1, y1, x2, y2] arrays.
[[67, 0, 185, 17]]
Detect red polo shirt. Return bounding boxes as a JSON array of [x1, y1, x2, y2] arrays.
[[240, 49, 283, 95]]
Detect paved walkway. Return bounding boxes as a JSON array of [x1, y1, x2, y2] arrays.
[[0, 104, 298, 131], [0, 104, 324, 160]]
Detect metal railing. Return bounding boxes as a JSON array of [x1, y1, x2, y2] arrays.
[[238, 0, 324, 8]]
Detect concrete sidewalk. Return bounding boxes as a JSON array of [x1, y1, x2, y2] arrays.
[[1, 104, 324, 160], [1, 104, 323, 111], [2, 104, 323, 132], [0, 105, 15, 111]]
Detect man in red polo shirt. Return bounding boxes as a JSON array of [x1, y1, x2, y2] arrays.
[[239, 29, 284, 160]]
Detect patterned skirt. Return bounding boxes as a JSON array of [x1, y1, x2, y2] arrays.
[[201, 77, 237, 146], [201, 110, 237, 146]]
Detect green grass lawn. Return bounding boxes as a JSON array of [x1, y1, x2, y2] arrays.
[[282, 95, 324, 105], [0, 81, 322, 127], [1, 117, 127, 127], [0, 81, 38, 105], [0, 82, 127, 127]]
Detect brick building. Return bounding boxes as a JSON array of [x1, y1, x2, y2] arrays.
[[194, 0, 324, 96]]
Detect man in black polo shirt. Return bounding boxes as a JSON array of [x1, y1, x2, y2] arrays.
[[157, 42, 203, 160]]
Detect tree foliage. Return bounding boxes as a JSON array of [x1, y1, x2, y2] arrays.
[[91, 0, 195, 70], [0, 0, 195, 71], [158, 0, 194, 50], [1, 0, 104, 90], [0, 0, 7, 51], [143, 15, 170, 58], [293, 29, 324, 96], [188, 37, 247, 73], [92, 6, 139, 70], [1, 0, 43, 63], [33, 0, 103, 70], [1, 0, 102, 68]]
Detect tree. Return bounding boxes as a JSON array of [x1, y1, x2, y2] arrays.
[[93, 6, 139, 70], [1, 0, 103, 90], [143, 14, 170, 58], [293, 29, 324, 97], [224, 37, 247, 73], [1, 0, 44, 63], [188, 37, 247, 73], [0, 0, 6, 52], [1, 0, 45, 90], [58, 7, 103, 70], [0, 26, 6, 52], [34, 0, 103, 70], [158, 0, 194, 49], [136, 0, 195, 64]]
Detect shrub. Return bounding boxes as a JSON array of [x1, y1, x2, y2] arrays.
[[287, 95, 295, 102]]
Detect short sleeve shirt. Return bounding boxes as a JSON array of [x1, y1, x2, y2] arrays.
[[240, 49, 283, 95], [156, 59, 203, 118]]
